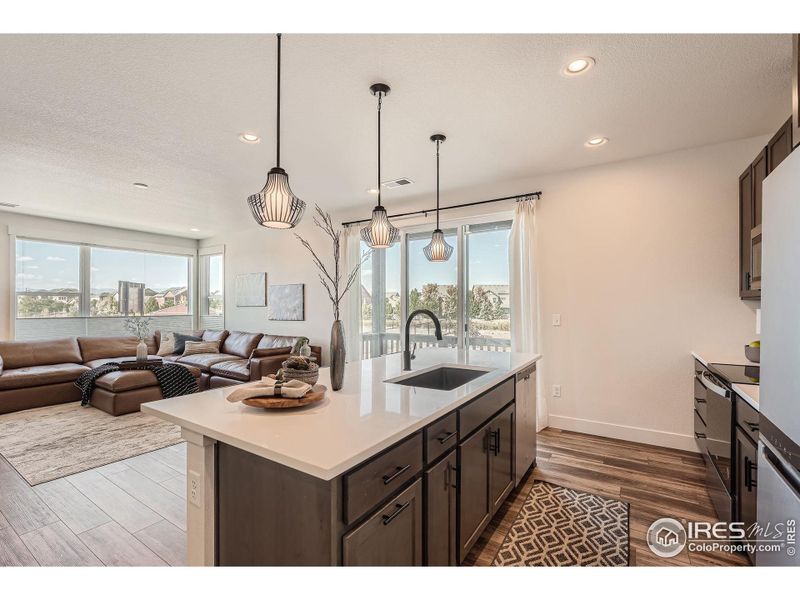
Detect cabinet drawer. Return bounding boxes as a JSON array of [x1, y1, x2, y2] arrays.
[[694, 374, 708, 423], [458, 378, 515, 439], [736, 396, 760, 441], [424, 413, 458, 465], [342, 478, 423, 566], [344, 432, 423, 525], [694, 409, 707, 454]]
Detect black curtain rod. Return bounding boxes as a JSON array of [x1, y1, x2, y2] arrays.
[[342, 191, 542, 227]]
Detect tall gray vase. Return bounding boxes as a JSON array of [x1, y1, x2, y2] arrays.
[[330, 320, 346, 391]]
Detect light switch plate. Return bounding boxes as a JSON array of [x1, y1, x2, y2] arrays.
[[552, 384, 561, 397], [552, 314, 561, 326]]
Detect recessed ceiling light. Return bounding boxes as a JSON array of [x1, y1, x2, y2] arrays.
[[562, 57, 595, 76], [189, 228, 200, 232], [132, 182, 149, 189], [585, 137, 608, 147], [239, 132, 260, 144]]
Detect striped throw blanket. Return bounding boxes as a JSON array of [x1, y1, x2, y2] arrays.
[[75, 362, 199, 407]]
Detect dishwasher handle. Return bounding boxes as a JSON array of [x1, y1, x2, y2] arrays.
[[699, 371, 731, 399]]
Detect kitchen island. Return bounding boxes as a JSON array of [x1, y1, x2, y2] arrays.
[[142, 347, 540, 566]]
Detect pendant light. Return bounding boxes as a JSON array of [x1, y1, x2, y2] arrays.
[[360, 83, 400, 248], [247, 33, 306, 229], [423, 134, 453, 262]]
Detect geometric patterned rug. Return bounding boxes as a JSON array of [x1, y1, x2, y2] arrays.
[[492, 481, 629, 566]]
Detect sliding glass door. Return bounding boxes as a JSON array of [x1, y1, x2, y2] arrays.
[[406, 229, 459, 350], [465, 221, 512, 351], [360, 216, 513, 357]]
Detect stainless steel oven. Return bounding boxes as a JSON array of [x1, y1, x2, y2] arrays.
[[694, 361, 733, 521]]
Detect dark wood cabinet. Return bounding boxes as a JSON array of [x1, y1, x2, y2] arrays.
[[739, 117, 794, 299], [343, 478, 423, 566], [489, 404, 515, 514], [457, 400, 516, 563], [424, 450, 457, 566], [735, 426, 758, 564], [768, 118, 793, 172], [458, 424, 491, 562]]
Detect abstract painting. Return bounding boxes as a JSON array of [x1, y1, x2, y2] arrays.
[[268, 284, 305, 321], [235, 272, 267, 307]]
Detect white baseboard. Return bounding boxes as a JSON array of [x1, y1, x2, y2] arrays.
[[547, 414, 698, 453]]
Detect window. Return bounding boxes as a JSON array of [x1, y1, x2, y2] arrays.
[[90, 247, 191, 317], [200, 254, 224, 317], [406, 229, 458, 348], [360, 241, 401, 358], [360, 217, 512, 356], [15, 239, 81, 318]]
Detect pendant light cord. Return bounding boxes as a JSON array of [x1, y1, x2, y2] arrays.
[[276, 33, 281, 168], [435, 139, 441, 229], [376, 91, 383, 207]]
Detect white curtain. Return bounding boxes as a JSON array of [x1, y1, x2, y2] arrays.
[[509, 196, 545, 430], [341, 226, 363, 363]]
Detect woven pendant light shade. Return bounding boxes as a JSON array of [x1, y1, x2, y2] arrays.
[[360, 205, 400, 248], [248, 167, 305, 229], [423, 228, 453, 261]]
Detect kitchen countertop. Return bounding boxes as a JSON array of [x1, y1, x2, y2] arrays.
[[691, 351, 759, 410], [691, 350, 757, 369], [732, 383, 759, 409], [142, 347, 541, 480]]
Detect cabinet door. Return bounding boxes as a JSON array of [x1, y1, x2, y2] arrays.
[[768, 118, 793, 173], [752, 148, 767, 230], [515, 367, 537, 485], [735, 428, 758, 563], [458, 426, 491, 563], [489, 404, 515, 514], [342, 478, 423, 566], [739, 165, 754, 297], [424, 450, 457, 566]]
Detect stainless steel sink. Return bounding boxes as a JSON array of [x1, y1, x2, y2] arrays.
[[387, 366, 490, 391]]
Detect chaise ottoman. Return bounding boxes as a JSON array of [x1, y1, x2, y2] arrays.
[[91, 365, 202, 416]]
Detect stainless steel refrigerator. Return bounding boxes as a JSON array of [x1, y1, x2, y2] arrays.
[[758, 146, 800, 566]]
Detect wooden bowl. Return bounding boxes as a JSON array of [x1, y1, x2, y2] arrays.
[[241, 384, 327, 409]]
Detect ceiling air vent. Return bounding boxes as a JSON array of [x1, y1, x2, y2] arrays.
[[382, 177, 414, 189], [0, 202, 20, 208]]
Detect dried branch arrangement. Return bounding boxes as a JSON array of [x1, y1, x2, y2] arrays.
[[295, 204, 371, 321]]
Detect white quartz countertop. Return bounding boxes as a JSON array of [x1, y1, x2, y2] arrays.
[[691, 351, 759, 410], [732, 383, 759, 410], [691, 350, 757, 369], [142, 348, 540, 480]]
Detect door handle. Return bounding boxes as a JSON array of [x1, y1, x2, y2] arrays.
[[382, 464, 411, 485], [745, 456, 757, 491], [381, 501, 410, 526], [699, 371, 731, 398], [487, 429, 501, 456], [437, 431, 457, 445]]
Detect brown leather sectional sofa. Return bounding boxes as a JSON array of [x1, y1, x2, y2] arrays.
[[0, 330, 321, 417]]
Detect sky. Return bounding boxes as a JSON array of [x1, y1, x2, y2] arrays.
[[15, 239, 190, 293], [360, 225, 511, 294]]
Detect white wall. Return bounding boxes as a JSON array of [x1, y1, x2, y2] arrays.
[[0, 211, 197, 340], [200, 215, 341, 364], [339, 135, 767, 451]]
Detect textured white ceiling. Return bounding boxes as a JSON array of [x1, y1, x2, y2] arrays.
[[0, 34, 792, 238]]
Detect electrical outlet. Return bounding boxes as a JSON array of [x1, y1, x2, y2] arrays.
[[552, 314, 561, 326], [188, 470, 201, 508], [552, 384, 561, 398]]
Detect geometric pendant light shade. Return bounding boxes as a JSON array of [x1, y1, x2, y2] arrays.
[[247, 33, 306, 229], [423, 133, 454, 261], [361, 83, 400, 248]]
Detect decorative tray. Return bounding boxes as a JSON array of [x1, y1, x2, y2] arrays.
[[240, 384, 327, 409]]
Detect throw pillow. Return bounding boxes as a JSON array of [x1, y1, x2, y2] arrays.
[[182, 340, 221, 357], [157, 331, 177, 356], [173, 332, 203, 355]]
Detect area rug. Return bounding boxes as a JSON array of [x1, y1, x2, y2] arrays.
[[0, 402, 182, 486], [492, 481, 629, 566]]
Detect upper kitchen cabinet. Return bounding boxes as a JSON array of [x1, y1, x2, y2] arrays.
[[739, 118, 794, 299]]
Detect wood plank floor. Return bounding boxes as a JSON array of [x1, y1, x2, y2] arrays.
[[0, 428, 749, 567], [464, 428, 750, 566]]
